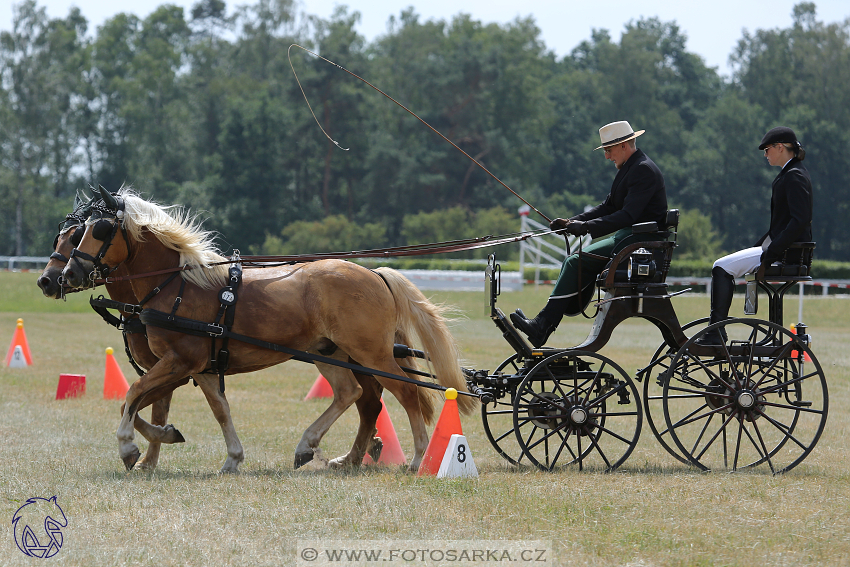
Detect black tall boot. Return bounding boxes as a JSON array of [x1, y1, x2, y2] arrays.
[[510, 298, 569, 348], [695, 266, 736, 346]]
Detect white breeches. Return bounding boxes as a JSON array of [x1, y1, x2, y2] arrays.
[[713, 247, 763, 279]]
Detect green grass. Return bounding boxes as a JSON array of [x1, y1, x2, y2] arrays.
[[2, 271, 850, 566]]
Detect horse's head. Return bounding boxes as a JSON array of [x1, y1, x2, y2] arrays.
[[62, 186, 131, 289], [37, 193, 91, 298]]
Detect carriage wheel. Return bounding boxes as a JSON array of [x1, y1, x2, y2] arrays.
[[480, 354, 526, 466], [663, 318, 828, 473], [640, 317, 708, 465], [513, 350, 642, 472]]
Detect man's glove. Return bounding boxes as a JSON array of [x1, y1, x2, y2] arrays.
[[549, 218, 569, 232], [566, 221, 588, 236]]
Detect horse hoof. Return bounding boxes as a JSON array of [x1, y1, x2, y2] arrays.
[[163, 424, 185, 444], [367, 437, 383, 463], [134, 459, 157, 471], [294, 451, 314, 469], [122, 448, 141, 471]]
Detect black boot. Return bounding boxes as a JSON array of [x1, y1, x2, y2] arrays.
[[695, 266, 735, 346], [510, 298, 568, 348]]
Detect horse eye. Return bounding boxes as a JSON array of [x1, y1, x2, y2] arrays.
[[92, 219, 113, 241], [70, 226, 85, 246]]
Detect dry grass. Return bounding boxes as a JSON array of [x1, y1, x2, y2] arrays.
[[1, 286, 850, 566]]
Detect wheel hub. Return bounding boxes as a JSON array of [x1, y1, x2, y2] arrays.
[[737, 391, 756, 408], [570, 407, 588, 425]]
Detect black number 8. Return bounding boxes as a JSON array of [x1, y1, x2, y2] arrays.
[[457, 443, 466, 463]]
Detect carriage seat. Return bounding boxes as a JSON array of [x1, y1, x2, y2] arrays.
[[596, 209, 679, 289], [748, 242, 816, 282], [744, 242, 815, 318]]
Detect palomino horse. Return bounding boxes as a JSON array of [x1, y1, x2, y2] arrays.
[[38, 193, 245, 472], [62, 187, 475, 471]]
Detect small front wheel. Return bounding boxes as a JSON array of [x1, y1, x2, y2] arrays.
[[513, 350, 642, 472]]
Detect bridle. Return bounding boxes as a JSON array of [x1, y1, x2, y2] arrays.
[[68, 195, 130, 283]]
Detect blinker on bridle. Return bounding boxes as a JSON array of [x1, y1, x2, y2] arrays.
[[69, 193, 128, 282]]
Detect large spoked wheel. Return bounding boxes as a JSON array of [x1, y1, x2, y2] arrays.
[[663, 318, 828, 474], [480, 354, 526, 466], [513, 350, 642, 472], [640, 317, 708, 465]]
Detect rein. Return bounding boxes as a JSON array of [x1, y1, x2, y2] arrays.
[[92, 228, 558, 285]]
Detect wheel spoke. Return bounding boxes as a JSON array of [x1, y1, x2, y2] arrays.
[[749, 418, 776, 474], [753, 408, 814, 451], [758, 400, 823, 415], [693, 411, 738, 462]]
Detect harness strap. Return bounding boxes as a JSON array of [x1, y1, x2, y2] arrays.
[[137, 308, 477, 397]]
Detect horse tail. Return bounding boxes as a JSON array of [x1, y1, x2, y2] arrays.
[[374, 268, 477, 423]]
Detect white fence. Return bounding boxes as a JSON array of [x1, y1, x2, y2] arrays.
[[518, 212, 590, 285], [0, 256, 49, 270]]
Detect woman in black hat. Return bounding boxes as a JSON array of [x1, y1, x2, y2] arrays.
[[695, 126, 813, 345]]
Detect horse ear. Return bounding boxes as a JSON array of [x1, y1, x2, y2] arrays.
[[98, 185, 119, 211]]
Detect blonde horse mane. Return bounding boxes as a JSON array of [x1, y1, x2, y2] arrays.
[[105, 186, 229, 289]]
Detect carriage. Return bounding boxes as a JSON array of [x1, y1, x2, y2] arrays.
[[44, 189, 827, 475], [463, 210, 827, 474]]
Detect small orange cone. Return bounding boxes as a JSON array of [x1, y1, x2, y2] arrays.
[[103, 347, 130, 400], [56, 374, 86, 400], [789, 324, 812, 362], [417, 388, 464, 476], [362, 397, 407, 466], [5, 318, 33, 366], [304, 375, 333, 399]]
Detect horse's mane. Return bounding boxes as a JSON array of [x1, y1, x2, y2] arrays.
[[113, 186, 229, 289]]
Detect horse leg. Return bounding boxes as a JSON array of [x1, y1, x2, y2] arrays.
[[194, 376, 244, 474], [294, 359, 362, 470], [134, 394, 172, 470], [328, 373, 385, 469], [378, 379, 428, 472], [118, 357, 195, 470]]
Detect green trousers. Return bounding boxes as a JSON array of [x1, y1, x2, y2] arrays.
[[550, 228, 665, 315]]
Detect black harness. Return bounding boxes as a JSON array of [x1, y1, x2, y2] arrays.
[[88, 271, 183, 377]]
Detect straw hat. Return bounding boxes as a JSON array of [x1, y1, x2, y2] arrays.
[[594, 121, 645, 150]]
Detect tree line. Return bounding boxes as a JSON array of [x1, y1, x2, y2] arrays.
[[1, 0, 848, 261]]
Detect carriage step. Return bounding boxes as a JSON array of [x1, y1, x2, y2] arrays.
[[791, 400, 813, 407]]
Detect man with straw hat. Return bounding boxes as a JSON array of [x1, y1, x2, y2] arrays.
[[511, 120, 668, 347]]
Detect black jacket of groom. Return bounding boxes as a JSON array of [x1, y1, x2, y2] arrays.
[[755, 157, 813, 263]]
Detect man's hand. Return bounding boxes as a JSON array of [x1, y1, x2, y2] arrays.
[[549, 218, 569, 232], [760, 250, 780, 265], [566, 221, 588, 236]]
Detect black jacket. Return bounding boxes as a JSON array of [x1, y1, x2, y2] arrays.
[[755, 157, 813, 263], [571, 149, 668, 239]]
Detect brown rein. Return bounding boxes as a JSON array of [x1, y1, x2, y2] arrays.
[[91, 228, 554, 285]]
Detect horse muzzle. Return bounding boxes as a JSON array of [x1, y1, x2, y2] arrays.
[[37, 271, 63, 298], [61, 258, 92, 289]]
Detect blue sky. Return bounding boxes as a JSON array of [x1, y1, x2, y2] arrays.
[[3, 0, 849, 74]]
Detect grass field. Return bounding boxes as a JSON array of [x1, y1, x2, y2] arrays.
[[1, 270, 849, 566]]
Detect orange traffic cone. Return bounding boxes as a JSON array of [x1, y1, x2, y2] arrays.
[[304, 375, 333, 399], [417, 388, 464, 476], [5, 318, 33, 367], [103, 347, 130, 400], [362, 397, 407, 466], [56, 374, 86, 400], [789, 324, 812, 362]]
